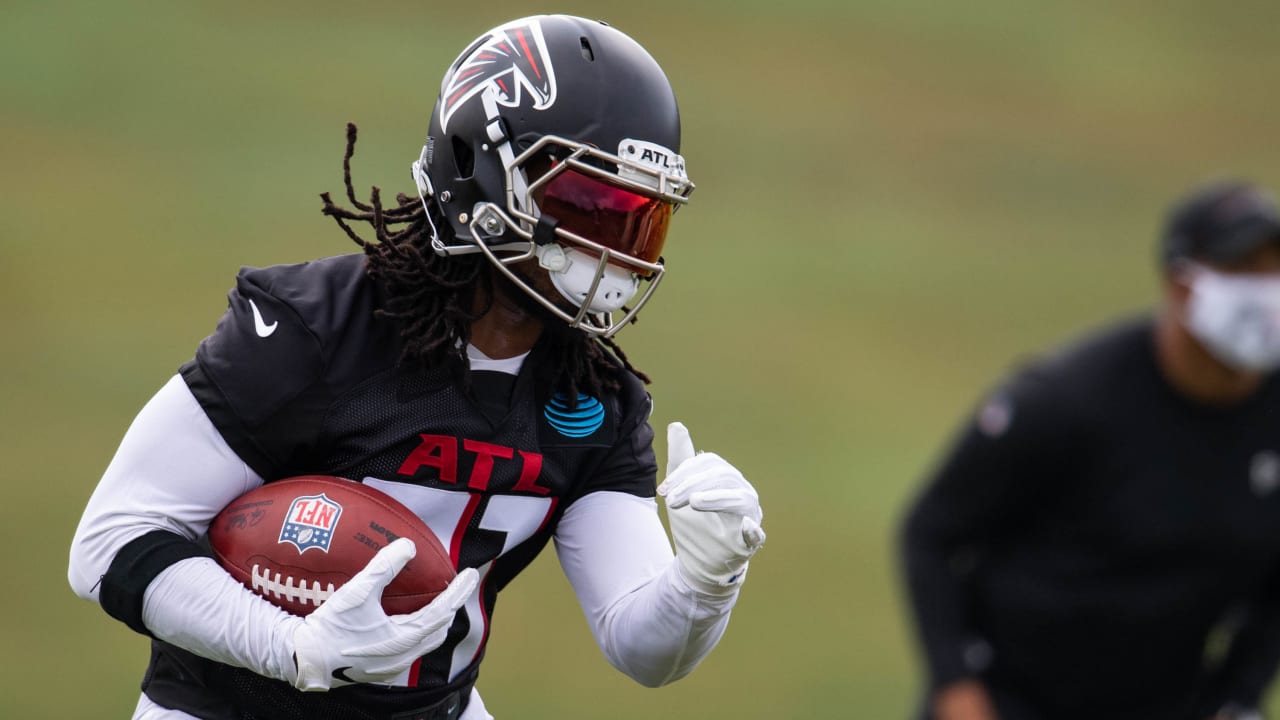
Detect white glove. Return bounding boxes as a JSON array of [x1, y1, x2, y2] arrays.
[[291, 537, 479, 691], [657, 422, 765, 594]]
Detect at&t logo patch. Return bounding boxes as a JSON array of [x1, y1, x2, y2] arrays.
[[279, 493, 343, 553], [544, 392, 605, 438]]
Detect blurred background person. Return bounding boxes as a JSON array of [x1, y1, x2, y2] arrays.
[[901, 179, 1280, 720]]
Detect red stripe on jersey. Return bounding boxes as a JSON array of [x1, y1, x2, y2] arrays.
[[534, 497, 560, 536], [470, 572, 491, 666], [450, 492, 484, 567]]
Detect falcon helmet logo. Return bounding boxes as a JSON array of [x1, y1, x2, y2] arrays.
[[440, 18, 558, 133], [278, 493, 343, 554]]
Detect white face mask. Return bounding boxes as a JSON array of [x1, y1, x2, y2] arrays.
[[1184, 265, 1280, 372], [538, 245, 640, 314]]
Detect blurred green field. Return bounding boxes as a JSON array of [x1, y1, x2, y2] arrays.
[[5, 1, 1280, 717]]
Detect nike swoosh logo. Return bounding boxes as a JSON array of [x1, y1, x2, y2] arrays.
[[248, 299, 278, 337], [331, 666, 358, 683]]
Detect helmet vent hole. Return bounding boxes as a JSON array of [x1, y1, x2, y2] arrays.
[[579, 37, 594, 62], [451, 135, 475, 179]]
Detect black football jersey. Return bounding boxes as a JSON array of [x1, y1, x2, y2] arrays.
[[157, 253, 657, 715]]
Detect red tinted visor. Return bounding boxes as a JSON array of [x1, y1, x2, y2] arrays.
[[531, 166, 673, 268]]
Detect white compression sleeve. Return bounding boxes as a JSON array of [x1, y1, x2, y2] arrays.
[[554, 491, 740, 687], [68, 375, 263, 600], [68, 375, 301, 682], [143, 556, 301, 682]]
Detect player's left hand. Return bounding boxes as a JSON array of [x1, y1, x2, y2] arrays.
[[657, 422, 765, 594]]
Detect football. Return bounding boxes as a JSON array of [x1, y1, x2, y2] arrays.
[[208, 475, 455, 617]]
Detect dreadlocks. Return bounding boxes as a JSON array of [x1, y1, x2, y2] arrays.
[[319, 123, 649, 399]]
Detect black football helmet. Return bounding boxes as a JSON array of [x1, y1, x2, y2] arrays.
[[411, 15, 693, 337]]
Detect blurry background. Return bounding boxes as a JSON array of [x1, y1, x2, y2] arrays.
[[4, 0, 1280, 717]]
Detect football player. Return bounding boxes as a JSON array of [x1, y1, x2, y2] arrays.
[[68, 15, 765, 720]]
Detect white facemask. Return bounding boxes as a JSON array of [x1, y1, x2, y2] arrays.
[[1184, 265, 1280, 372], [539, 245, 640, 314]]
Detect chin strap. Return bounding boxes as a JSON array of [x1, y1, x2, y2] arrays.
[[411, 144, 451, 257], [411, 86, 534, 257], [482, 89, 531, 217], [533, 214, 559, 246]]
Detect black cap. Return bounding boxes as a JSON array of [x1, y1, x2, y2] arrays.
[[1161, 179, 1280, 267]]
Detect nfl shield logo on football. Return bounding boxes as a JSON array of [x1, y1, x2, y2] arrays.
[[278, 493, 343, 554]]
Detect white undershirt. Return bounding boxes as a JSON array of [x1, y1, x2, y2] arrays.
[[69, 361, 739, 717], [464, 343, 528, 375]]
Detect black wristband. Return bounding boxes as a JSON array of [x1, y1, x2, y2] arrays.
[[100, 530, 209, 635]]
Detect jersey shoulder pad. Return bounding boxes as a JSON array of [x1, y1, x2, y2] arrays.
[[181, 254, 395, 476]]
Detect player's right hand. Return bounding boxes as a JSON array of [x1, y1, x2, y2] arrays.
[[291, 538, 479, 691], [932, 680, 999, 720]]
